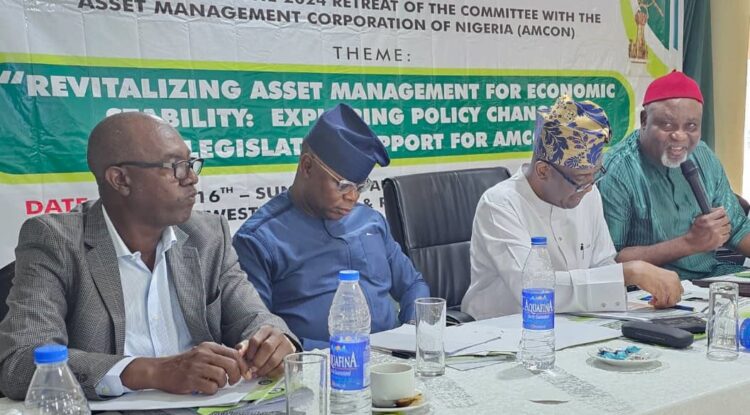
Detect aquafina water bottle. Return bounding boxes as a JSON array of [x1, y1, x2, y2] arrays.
[[519, 236, 556, 371], [328, 270, 371, 414], [24, 344, 91, 415]]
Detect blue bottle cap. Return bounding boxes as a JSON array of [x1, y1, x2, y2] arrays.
[[338, 270, 360, 281], [740, 319, 750, 349], [34, 344, 68, 364], [530, 236, 547, 246]]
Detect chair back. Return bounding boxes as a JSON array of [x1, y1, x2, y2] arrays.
[[0, 261, 14, 324], [383, 167, 511, 309], [715, 194, 750, 265]]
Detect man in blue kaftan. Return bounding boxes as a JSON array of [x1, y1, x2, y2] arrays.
[[233, 104, 430, 350]]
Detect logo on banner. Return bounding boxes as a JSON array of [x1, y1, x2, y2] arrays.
[[629, 0, 671, 63]]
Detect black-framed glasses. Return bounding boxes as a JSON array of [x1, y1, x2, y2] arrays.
[[541, 160, 606, 194], [310, 154, 372, 194], [112, 157, 204, 180]]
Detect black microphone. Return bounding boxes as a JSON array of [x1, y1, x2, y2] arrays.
[[680, 160, 711, 215]]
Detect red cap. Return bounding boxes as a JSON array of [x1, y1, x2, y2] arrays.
[[643, 70, 704, 105]]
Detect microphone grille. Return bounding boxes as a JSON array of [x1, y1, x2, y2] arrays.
[[680, 160, 697, 176]]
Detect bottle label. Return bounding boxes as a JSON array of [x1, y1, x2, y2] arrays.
[[330, 335, 370, 391], [522, 288, 555, 330]]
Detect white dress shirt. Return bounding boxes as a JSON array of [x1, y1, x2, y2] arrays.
[[95, 207, 193, 396], [462, 167, 626, 320]]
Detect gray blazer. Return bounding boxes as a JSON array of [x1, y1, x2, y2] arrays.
[[0, 200, 297, 400]]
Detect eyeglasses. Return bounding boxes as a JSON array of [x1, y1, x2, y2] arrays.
[[310, 154, 372, 194], [542, 160, 606, 194], [112, 157, 204, 180]]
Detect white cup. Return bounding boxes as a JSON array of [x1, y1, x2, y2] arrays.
[[370, 362, 416, 407]]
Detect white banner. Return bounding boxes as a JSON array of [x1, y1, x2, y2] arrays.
[[0, 0, 683, 265]]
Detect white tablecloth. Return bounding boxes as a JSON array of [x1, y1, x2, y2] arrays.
[[2, 337, 749, 415], [390, 337, 750, 415]]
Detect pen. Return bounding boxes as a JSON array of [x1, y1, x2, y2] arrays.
[[580, 243, 584, 260], [640, 295, 695, 311], [391, 350, 416, 359]]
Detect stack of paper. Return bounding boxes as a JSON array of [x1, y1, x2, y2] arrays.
[[370, 314, 621, 357], [371, 322, 504, 356], [570, 304, 701, 321], [445, 353, 515, 371], [88, 377, 285, 413], [460, 315, 622, 353], [569, 280, 709, 321], [692, 272, 750, 296]]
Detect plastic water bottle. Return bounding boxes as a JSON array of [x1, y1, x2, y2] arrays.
[[519, 236, 556, 371], [24, 344, 90, 415], [328, 270, 372, 414], [740, 318, 750, 349]]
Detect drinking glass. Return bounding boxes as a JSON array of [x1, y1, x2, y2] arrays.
[[706, 282, 739, 361], [415, 297, 446, 376], [284, 352, 329, 414]]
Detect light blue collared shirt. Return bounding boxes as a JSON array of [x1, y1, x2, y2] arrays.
[[95, 208, 193, 396]]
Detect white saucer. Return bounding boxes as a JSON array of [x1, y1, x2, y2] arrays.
[[588, 347, 661, 367], [372, 390, 428, 413]]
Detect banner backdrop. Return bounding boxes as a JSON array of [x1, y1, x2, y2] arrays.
[[0, 0, 682, 265]]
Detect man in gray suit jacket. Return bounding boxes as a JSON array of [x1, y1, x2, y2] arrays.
[[0, 112, 299, 400]]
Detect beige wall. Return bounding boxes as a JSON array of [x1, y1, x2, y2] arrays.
[[711, 0, 750, 191]]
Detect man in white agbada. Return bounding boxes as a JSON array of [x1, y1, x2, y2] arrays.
[[462, 96, 683, 320]]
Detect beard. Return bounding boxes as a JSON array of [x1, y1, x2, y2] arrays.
[[661, 148, 688, 168]]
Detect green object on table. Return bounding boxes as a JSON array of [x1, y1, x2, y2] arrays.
[[734, 271, 750, 278], [241, 378, 285, 402], [196, 403, 243, 415], [196, 378, 285, 415]]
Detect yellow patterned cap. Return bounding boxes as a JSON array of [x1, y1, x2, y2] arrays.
[[533, 96, 611, 169]]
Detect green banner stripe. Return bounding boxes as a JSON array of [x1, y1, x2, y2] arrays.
[[0, 152, 534, 184], [0, 55, 635, 184], [0, 171, 95, 184]]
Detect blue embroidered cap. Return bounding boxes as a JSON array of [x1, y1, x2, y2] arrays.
[[533, 95, 611, 169], [305, 103, 390, 183]]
